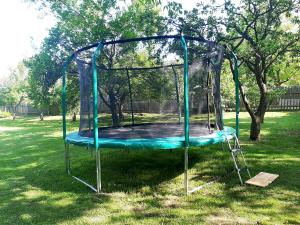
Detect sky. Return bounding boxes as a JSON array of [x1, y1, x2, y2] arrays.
[[0, 0, 55, 78], [0, 0, 199, 79]]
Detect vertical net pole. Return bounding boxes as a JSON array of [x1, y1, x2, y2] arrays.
[[92, 42, 104, 193], [211, 51, 224, 131], [62, 64, 67, 140], [231, 51, 240, 138], [92, 43, 103, 149], [76, 59, 92, 135], [87, 75, 92, 134], [62, 54, 76, 140], [206, 59, 211, 133], [180, 35, 189, 147], [172, 66, 181, 123], [180, 35, 189, 195], [126, 69, 135, 125]]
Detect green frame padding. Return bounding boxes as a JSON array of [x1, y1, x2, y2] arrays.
[[65, 126, 236, 150]]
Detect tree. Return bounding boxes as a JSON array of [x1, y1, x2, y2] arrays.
[[1, 63, 28, 118], [25, 50, 64, 115], [168, 0, 300, 140], [269, 54, 300, 87], [26, 0, 166, 125]]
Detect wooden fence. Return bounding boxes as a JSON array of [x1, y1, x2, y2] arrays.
[[0, 104, 59, 116], [1, 86, 299, 116], [224, 86, 300, 112], [268, 86, 300, 111], [0, 104, 40, 115]]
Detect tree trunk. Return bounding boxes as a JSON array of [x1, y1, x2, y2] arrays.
[[250, 115, 262, 141], [250, 78, 268, 140], [72, 112, 76, 122], [40, 112, 44, 121], [108, 90, 120, 126], [118, 104, 124, 121], [118, 93, 127, 122]]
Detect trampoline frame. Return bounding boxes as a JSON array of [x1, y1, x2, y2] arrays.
[[61, 34, 241, 194]]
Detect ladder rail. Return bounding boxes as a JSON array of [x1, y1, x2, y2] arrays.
[[226, 133, 251, 184]]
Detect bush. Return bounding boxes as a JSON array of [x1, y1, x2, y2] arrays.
[[0, 111, 12, 118]]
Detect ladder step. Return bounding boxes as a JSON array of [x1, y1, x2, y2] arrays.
[[236, 166, 248, 172], [231, 148, 241, 154]]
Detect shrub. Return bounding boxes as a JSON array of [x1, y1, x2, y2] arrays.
[[0, 111, 12, 118]]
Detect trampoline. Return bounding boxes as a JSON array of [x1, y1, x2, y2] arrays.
[[62, 34, 241, 194], [67, 123, 236, 149]]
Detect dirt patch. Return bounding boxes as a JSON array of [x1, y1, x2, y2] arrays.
[[207, 211, 253, 225], [162, 196, 182, 208]]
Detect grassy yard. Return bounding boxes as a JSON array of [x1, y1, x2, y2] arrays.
[[0, 112, 299, 225]]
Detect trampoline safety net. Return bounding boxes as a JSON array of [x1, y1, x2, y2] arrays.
[[72, 37, 224, 139]]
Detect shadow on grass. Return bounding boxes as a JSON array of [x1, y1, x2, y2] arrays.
[[0, 112, 299, 224]]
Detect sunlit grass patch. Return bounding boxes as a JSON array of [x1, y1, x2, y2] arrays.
[[0, 126, 25, 132]]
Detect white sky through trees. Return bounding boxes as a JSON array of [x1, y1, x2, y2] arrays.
[[0, 0, 201, 79]]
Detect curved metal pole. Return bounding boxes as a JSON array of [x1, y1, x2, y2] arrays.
[[70, 35, 217, 57], [231, 51, 240, 138]]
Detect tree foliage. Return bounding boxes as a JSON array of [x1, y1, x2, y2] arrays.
[[0, 63, 28, 115], [25, 0, 300, 138], [26, 0, 167, 125], [167, 0, 300, 140]]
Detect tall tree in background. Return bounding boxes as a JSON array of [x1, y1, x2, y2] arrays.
[[168, 0, 300, 140], [0, 63, 28, 118]]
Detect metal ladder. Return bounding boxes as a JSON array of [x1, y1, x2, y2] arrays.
[[226, 134, 251, 184]]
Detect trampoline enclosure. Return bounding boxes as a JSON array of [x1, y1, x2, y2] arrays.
[[61, 35, 241, 193], [63, 35, 230, 149]]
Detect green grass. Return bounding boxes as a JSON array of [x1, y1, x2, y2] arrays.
[[0, 112, 299, 225]]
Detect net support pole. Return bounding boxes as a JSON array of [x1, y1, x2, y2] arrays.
[[62, 54, 77, 179], [126, 69, 135, 125], [172, 66, 182, 123], [206, 60, 211, 133], [92, 42, 104, 193], [184, 146, 188, 194], [65, 142, 70, 174], [62, 54, 76, 140], [180, 35, 189, 147], [96, 149, 101, 192], [231, 51, 240, 138], [180, 35, 189, 195]]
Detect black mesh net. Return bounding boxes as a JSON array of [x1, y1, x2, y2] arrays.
[[73, 37, 224, 139], [76, 59, 93, 136]]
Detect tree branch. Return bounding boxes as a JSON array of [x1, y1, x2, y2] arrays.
[[98, 88, 110, 108], [229, 58, 255, 120], [265, 37, 300, 74]]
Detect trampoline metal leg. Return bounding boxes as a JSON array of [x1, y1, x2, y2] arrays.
[[184, 147, 188, 195], [183, 147, 215, 194], [96, 150, 101, 193], [65, 142, 71, 174]]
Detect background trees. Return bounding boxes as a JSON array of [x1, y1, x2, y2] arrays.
[[167, 0, 300, 140], [25, 0, 166, 126], [0, 63, 28, 118], [22, 0, 300, 139]]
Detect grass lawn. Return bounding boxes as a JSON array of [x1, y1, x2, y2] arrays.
[[0, 111, 299, 225]]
